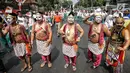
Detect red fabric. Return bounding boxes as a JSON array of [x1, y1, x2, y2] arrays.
[[88, 49, 102, 67], [41, 54, 51, 62], [106, 51, 125, 67], [54, 15, 62, 23], [34, 25, 49, 41], [99, 24, 104, 46], [88, 24, 104, 46], [20, 25, 29, 43], [64, 55, 76, 66]]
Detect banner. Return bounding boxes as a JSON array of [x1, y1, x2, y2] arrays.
[[117, 3, 125, 11]]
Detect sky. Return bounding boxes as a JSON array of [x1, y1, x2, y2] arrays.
[[72, 0, 79, 6]]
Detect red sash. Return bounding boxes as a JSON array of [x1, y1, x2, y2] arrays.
[[34, 24, 49, 41], [9, 25, 29, 44]]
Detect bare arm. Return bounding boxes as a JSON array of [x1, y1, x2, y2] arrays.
[[31, 24, 35, 44], [60, 24, 66, 35], [103, 24, 111, 37], [2, 26, 9, 35], [47, 24, 52, 42], [83, 16, 92, 25], [122, 29, 130, 50], [76, 24, 84, 38]]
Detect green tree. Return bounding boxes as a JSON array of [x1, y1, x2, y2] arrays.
[[62, 1, 72, 8], [37, 0, 59, 11], [95, 0, 105, 6]]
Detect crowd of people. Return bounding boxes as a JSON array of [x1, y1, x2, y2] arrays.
[[0, 7, 130, 73]]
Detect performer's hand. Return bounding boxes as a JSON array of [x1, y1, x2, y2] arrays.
[[98, 44, 104, 50], [46, 40, 51, 47], [76, 37, 80, 42], [117, 47, 124, 51], [61, 34, 65, 38], [31, 41, 33, 45]]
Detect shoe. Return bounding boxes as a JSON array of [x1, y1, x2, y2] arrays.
[[72, 66, 77, 71], [48, 62, 52, 68], [64, 63, 69, 68]]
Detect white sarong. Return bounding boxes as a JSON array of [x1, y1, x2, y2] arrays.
[[88, 41, 105, 55], [13, 43, 26, 57], [62, 44, 76, 57], [36, 40, 52, 56]]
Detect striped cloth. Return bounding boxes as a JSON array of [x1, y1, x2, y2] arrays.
[[107, 43, 119, 61]]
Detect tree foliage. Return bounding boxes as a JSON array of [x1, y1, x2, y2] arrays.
[[37, 0, 59, 11], [62, 1, 73, 8], [75, 0, 105, 8]]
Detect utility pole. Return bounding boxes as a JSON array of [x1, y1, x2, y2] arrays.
[[91, 0, 93, 10]]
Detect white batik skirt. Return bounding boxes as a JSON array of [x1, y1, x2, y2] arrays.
[[62, 43, 76, 57], [13, 43, 26, 57], [36, 40, 52, 56], [88, 41, 105, 55]]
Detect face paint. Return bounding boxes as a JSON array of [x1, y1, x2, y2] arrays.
[[95, 16, 102, 24], [36, 13, 43, 21], [115, 18, 124, 28], [6, 15, 14, 24], [67, 15, 74, 24]]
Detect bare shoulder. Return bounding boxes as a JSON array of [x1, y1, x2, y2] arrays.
[[5, 25, 9, 30], [122, 28, 129, 36], [76, 23, 82, 27], [102, 24, 107, 28]]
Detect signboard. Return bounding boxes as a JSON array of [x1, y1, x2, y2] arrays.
[[117, 3, 125, 11]]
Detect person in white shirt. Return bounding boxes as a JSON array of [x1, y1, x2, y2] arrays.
[[17, 11, 28, 30], [105, 14, 114, 29]]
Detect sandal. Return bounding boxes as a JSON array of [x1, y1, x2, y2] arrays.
[[92, 65, 98, 69], [64, 63, 69, 68], [40, 62, 46, 68], [48, 62, 52, 68], [72, 66, 77, 71], [21, 65, 27, 72], [28, 66, 33, 72]]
